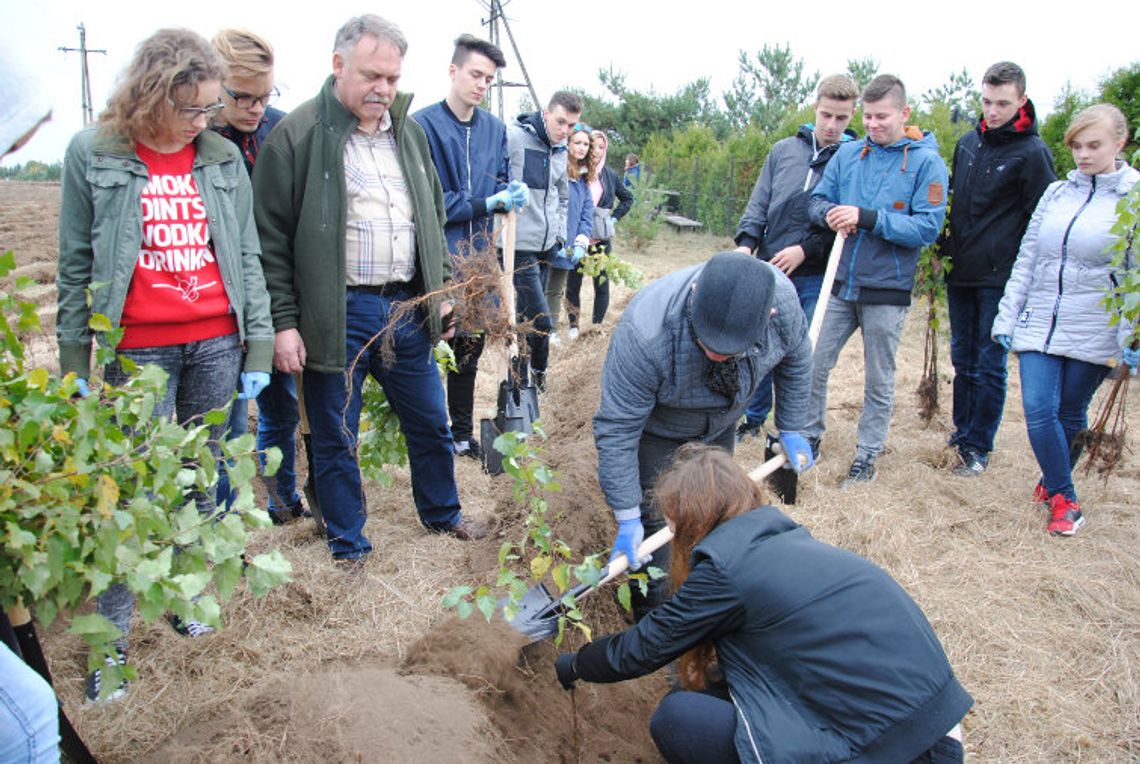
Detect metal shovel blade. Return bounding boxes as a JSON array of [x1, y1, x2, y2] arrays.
[[501, 583, 565, 642], [480, 376, 541, 475]]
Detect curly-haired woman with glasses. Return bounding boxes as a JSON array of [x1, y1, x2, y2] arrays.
[[56, 28, 274, 701]]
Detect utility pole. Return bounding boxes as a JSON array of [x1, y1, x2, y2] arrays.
[[480, 0, 539, 120], [59, 23, 106, 126]]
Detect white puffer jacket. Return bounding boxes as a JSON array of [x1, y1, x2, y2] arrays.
[[993, 162, 1138, 366]]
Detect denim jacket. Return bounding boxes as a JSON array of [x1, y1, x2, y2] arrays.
[[56, 128, 274, 377]]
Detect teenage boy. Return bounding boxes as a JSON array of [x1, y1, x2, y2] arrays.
[[210, 28, 309, 524], [506, 91, 580, 393], [805, 75, 949, 485], [414, 34, 526, 460], [941, 62, 1054, 477], [734, 73, 858, 438]]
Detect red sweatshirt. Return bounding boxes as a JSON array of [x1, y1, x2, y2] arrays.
[[119, 142, 238, 349]]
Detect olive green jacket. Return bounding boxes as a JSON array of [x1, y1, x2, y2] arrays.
[[253, 77, 449, 373], [56, 128, 274, 377]]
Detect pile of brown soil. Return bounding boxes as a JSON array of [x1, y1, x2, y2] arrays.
[[138, 663, 505, 763], [403, 618, 666, 764]]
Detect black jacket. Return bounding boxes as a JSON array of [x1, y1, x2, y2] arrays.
[[941, 100, 1055, 288], [574, 507, 973, 763], [597, 166, 634, 221]]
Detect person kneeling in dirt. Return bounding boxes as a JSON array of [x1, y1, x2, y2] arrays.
[[555, 444, 972, 764], [593, 251, 815, 620]]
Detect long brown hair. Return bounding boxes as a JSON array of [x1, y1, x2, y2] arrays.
[[653, 443, 765, 689], [99, 29, 226, 142], [567, 127, 598, 183]]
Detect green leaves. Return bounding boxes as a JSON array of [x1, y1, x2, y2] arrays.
[[440, 426, 611, 646], [0, 271, 293, 679], [1100, 182, 1140, 345]]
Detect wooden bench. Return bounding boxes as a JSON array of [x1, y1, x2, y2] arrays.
[[663, 214, 704, 233]]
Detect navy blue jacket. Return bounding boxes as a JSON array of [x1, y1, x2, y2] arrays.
[[549, 175, 593, 270], [575, 507, 973, 763], [413, 100, 511, 256]]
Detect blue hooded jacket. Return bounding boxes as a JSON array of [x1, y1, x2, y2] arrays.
[[809, 128, 948, 304], [413, 100, 511, 256], [549, 174, 593, 270]]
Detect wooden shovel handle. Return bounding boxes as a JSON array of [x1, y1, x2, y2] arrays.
[[747, 233, 843, 477], [597, 451, 785, 585]]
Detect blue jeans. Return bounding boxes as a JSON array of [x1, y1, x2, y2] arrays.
[[744, 272, 824, 425], [947, 285, 1008, 456], [215, 396, 248, 506], [101, 333, 242, 644], [0, 643, 59, 764], [256, 372, 303, 512], [1018, 352, 1109, 502], [514, 250, 553, 373], [303, 288, 461, 560], [805, 297, 908, 461]]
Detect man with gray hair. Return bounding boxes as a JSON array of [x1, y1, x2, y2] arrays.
[[254, 15, 487, 569]]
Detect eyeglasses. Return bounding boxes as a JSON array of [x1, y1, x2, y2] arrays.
[[169, 100, 225, 123], [572, 122, 593, 133], [222, 85, 280, 110]]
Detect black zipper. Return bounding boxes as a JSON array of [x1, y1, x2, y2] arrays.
[[1043, 177, 1097, 351]]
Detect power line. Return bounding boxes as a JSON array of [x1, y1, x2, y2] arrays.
[[480, 0, 539, 119], [59, 23, 106, 126]]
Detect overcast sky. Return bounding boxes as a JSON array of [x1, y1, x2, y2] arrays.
[[3, 0, 1137, 165]]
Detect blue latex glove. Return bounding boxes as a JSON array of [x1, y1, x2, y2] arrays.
[[1124, 345, 1139, 370], [508, 180, 529, 209], [779, 430, 815, 474], [610, 515, 645, 571], [571, 245, 586, 264], [237, 371, 271, 400], [74, 377, 91, 398], [995, 334, 1011, 351], [485, 188, 513, 212]]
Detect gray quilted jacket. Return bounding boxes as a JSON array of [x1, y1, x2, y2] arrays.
[[593, 261, 812, 513], [993, 163, 1138, 366]]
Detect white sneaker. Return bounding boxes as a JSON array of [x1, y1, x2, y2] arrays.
[[568, 327, 579, 341], [549, 331, 561, 347]]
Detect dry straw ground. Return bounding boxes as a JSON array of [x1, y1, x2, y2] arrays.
[[2, 180, 1137, 762]]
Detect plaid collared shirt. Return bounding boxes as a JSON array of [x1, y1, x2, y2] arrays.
[[343, 111, 417, 286]]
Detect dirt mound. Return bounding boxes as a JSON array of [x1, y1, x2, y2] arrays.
[[138, 662, 505, 763], [403, 617, 666, 763]]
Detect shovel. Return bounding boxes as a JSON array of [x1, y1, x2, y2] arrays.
[[505, 454, 787, 642], [480, 211, 541, 475], [763, 231, 845, 503]]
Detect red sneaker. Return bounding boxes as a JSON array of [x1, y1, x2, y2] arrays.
[[1047, 494, 1085, 536], [1033, 482, 1050, 503]]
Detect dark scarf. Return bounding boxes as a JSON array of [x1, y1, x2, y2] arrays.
[[706, 357, 741, 400]]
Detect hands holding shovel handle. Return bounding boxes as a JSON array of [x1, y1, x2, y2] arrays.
[[553, 454, 789, 690]]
